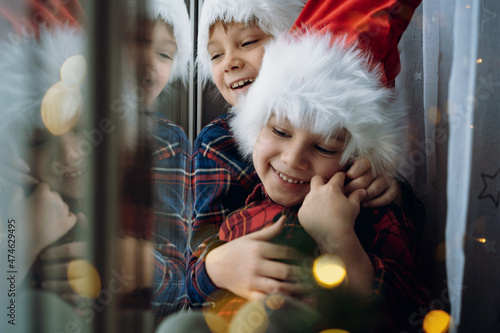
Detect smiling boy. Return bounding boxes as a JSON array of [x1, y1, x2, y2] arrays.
[[188, 1, 410, 309], [214, 32, 429, 331]]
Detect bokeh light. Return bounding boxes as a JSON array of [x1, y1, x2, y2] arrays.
[[67, 259, 101, 298], [313, 254, 346, 289], [265, 294, 284, 310], [435, 241, 447, 262], [41, 82, 82, 135], [229, 301, 269, 333], [474, 237, 486, 244], [60, 54, 87, 86], [41, 55, 86, 135], [423, 310, 451, 333], [427, 106, 442, 125], [320, 329, 350, 333], [202, 311, 228, 333]]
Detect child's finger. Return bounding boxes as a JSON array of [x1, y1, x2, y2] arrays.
[[40, 241, 87, 262], [327, 171, 347, 188], [260, 242, 303, 261], [309, 175, 326, 189], [40, 262, 70, 279], [346, 158, 371, 179], [348, 188, 368, 206], [248, 215, 286, 241]]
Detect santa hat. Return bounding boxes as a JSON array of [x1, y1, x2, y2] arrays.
[[230, 33, 404, 177], [197, 0, 306, 84], [0, 0, 85, 39], [290, 0, 422, 87], [0, 26, 85, 144], [150, 0, 192, 84], [230, 0, 421, 177]]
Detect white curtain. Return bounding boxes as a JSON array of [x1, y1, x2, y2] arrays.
[[399, 0, 500, 331]]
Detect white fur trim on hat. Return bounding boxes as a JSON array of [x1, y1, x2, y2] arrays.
[[0, 26, 85, 145], [197, 0, 305, 84], [151, 0, 192, 84], [230, 33, 405, 177]]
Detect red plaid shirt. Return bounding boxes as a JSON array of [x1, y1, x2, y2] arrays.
[[191, 184, 429, 329]]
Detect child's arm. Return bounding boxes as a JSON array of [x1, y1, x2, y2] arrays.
[[205, 216, 305, 301], [187, 216, 305, 304], [8, 183, 78, 282], [298, 172, 374, 296]]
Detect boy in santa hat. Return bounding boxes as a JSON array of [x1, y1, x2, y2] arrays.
[[188, 0, 423, 308]]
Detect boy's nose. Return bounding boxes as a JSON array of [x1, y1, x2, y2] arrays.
[[281, 143, 308, 170], [56, 132, 85, 167], [223, 52, 244, 72]]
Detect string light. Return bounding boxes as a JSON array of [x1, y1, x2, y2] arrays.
[[313, 254, 346, 289]]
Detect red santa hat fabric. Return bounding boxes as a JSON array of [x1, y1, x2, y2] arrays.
[[291, 0, 422, 87], [0, 0, 84, 39]]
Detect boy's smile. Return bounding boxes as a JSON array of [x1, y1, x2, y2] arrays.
[[208, 21, 271, 106], [253, 117, 346, 207]]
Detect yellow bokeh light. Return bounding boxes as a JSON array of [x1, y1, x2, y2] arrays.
[[475, 237, 486, 243], [67, 259, 101, 298], [41, 81, 82, 135], [423, 310, 451, 333], [476, 58, 483, 64], [265, 294, 285, 310], [435, 241, 447, 262], [320, 329, 350, 333], [313, 255, 346, 289], [202, 311, 228, 333], [229, 301, 269, 333], [427, 106, 442, 125], [60, 54, 87, 86]]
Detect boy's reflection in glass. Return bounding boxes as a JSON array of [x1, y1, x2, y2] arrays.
[[130, 0, 192, 319], [0, 0, 192, 326]]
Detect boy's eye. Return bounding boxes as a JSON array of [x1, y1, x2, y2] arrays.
[[210, 53, 222, 61], [272, 127, 290, 138], [242, 40, 258, 47], [315, 145, 338, 155], [29, 135, 51, 149], [156, 52, 172, 61]]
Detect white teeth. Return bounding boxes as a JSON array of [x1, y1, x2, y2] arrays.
[[275, 169, 305, 184], [62, 168, 85, 179], [230, 78, 255, 89]]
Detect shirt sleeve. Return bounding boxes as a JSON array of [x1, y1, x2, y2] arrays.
[[188, 115, 259, 307], [150, 115, 191, 317]]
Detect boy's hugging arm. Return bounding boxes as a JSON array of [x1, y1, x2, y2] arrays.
[[357, 205, 431, 322], [186, 232, 228, 307], [190, 115, 259, 252]]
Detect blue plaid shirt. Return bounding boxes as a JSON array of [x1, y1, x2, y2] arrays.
[[151, 113, 191, 317]]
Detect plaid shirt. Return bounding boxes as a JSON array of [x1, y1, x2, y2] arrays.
[[189, 183, 429, 329], [151, 113, 191, 317], [187, 113, 426, 309], [187, 113, 260, 307]]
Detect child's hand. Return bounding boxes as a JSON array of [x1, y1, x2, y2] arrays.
[[344, 158, 400, 208], [299, 173, 374, 295], [39, 239, 88, 296], [0, 149, 39, 187], [205, 216, 307, 301], [10, 183, 77, 259], [298, 173, 366, 249]]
